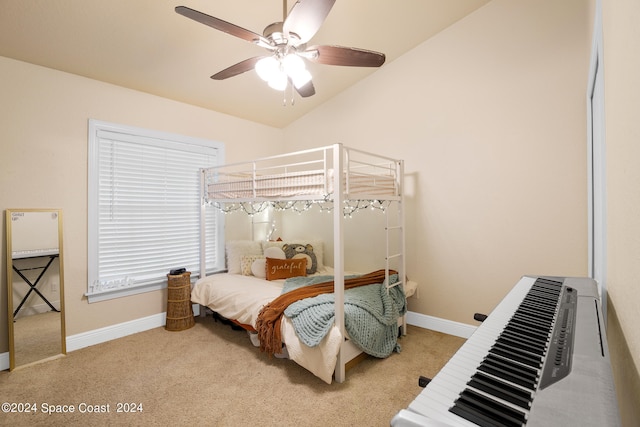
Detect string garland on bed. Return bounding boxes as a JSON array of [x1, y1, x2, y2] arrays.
[[210, 198, 392, 218]]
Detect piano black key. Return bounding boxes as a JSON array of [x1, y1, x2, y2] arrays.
[[508, 316, 552, 334], [519, 306, 556, 319], [517, 301, 556, 316], [493, 341, 544, 365], [511, 312, 554, 330], [529, 286, 560, 298], [527, 289, 560, 300], [501, 328, 548, 349], [450, 388, 527, 427], [503, 323, 549, 342], [491, 344, 543, 368], [534, 278, 563, 287], [505, 315, 550, 332], [524, 294, 557, 305], [528, 285, 560, 297], [512, 307, 554, 320], [496, 334, 546, 356], [479, 354, 538, 389], [449, 403, 503, 427], [467, 371, 533, 409]]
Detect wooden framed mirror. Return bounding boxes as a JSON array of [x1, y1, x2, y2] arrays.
[[6, 209, 66, 370]]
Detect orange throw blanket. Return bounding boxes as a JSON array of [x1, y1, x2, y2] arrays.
[[255, 269, 395, 356]]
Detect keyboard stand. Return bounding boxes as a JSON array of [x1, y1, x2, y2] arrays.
[[12, 254, 60, 318]]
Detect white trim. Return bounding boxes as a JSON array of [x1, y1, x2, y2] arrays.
[[406, 311, 476, 339], [65, 304, 199, 352], [65, 313, 166, 352], [0, 352, 9, 371], [86, 282, 166, 303], [587, 0, 607, 318]]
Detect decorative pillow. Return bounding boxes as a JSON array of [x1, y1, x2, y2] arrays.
[[282, 243, 318, 275], [262, 240, 324, 273], [265, 257, 307, 281], [240, 255, 264, 276], [264, 246, 286, 259], [226, 240, 262, 274], [251, 258, 267, 279]]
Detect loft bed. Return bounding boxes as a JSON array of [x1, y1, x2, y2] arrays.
[[193, 143, 410, 383]]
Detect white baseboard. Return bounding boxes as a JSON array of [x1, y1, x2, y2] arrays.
[[66, 303, 199, 352], [406, 311, 477, 339], [1, 307, 466, 372], [0, 352, 9, 371], [66, 312, 166, 352]]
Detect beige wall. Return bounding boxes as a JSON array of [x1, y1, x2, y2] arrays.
[[0, 56, 283, 351], [2, 1, 637, 422], [602, 0, 640, 425], [285, 0, 591, 323]]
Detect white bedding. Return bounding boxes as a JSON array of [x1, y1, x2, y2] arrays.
[[191, 272, 416, 384]]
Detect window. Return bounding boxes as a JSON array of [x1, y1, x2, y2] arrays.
[[87, 120, 225, 303]]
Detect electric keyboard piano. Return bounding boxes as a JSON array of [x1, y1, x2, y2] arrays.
[[392, 275, 620, 427]]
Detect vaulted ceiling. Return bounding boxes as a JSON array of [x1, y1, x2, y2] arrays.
[[0, 0, 490, 128]]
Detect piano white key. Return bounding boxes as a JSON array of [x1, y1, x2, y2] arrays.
[[394, 276, 621, 427], [402, 276, 539, 424]]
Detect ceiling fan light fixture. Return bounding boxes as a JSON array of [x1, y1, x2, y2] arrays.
[[290, 68, 312, 89], [255, 56, 279, 82], [282, 53, 305, 73], [267, 69, 288, 91], [283, 54, 311, 89]]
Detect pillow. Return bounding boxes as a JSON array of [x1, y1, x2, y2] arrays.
[[264, 246, 286, 259], [240, 255, 264, 276], [251, 258, 267, 278], [262, 240, 324, 274], [282, 243, 318, 275], [226, 240, 262, 274], [265, 257, 307, 281]]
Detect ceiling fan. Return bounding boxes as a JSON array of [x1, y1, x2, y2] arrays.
[[175, 0, 386, 98]]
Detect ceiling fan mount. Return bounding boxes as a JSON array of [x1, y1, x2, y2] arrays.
[[175, 0, 385, 98], [262, 22, 297, 45]]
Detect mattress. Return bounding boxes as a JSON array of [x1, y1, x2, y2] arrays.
[[206, 169, 397, 200]]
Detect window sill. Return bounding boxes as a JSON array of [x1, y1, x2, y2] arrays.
[[85, 282, 167, 303]]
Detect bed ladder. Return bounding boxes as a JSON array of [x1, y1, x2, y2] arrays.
[[384, 160, 406, 336]]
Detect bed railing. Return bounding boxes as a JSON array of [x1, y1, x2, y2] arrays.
[[202, 143, 402, 208]]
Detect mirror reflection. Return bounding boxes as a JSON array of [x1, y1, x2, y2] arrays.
[[6, 209, 66, 370]]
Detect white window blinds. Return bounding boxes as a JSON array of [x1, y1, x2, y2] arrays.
[[87, 120, 224, 302]]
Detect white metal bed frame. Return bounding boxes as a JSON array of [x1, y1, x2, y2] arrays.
[[198, 143, 405, 383]]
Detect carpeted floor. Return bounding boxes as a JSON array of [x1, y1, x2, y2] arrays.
[[0, 316, 464, 427]]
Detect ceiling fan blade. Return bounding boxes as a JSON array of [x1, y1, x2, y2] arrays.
[[294, 79, 316, 97], [283, 0, 336, 44], [176, 6, 271, 47], [211, 57, 266, 80], [305, 45, 386, 67]]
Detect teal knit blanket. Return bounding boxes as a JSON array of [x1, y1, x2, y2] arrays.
[[282, 274, 407, 358]]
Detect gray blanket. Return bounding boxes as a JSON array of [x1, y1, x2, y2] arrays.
[[282, 274, 407, 358]]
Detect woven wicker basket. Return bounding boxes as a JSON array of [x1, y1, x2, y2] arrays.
[[165, 272, 195, 331]]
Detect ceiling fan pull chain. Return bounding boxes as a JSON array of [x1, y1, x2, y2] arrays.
[[290, 81, 296, 106]]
